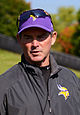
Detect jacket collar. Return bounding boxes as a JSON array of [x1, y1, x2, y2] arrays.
[[49, 54, 61, 77]]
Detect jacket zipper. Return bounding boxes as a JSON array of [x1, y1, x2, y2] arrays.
[[47, 80, 52, 113], [48, 95, 52, 113]]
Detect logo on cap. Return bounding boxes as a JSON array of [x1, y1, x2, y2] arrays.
[[30, 15, 36, 21]]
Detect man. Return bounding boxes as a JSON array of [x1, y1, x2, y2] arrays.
[[0, 9, 80, 115]]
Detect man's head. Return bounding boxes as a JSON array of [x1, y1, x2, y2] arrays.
[[16, 9, 57, 67]]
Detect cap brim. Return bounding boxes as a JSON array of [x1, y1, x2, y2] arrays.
[[18, 25, 52, 34]]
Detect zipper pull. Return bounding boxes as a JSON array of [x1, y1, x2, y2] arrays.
[[48, 96, 52, 113], [49, 107, 52, 113]]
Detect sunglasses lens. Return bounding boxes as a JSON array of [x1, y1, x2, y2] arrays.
[[32, 9, 47, 17], [20, 11, 30, 21], [18, 9, 49, 24]]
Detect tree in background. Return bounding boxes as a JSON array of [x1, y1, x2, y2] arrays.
[[57, 24, 77, 53], [0, 0, 31, 38], [52, 8, 80, 57], [71, 9, 80, 57], [51, 7, 77, 53], [51, 7, 76, 35]]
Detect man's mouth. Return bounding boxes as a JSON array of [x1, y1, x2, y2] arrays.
[[30, 51, 40, 55]]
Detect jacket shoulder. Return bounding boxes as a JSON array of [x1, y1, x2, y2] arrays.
[[58, 65, 80, 88], [0, 64, 22, 93]]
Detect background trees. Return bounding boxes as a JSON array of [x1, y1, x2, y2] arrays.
[[51, 7, 76, 35], [0, 0, 30, 38], [71, 10, 80, 56], [51, 7, 80, 57]]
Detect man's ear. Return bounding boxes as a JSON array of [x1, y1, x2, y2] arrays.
[[16, 34, 21, 44], [51, 31, 57, 45]]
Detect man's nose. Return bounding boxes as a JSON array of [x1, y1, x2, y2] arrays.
[[32, 39, 39, 47]]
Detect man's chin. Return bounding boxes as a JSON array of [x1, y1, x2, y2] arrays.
[[31, 57, 43, 63], [30, 56, 47, 66]]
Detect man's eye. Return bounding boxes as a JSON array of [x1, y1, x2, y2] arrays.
[[38, 35, 44, 39], [24, 36, 33, 40], [24, 36, 31, 39], [37, 33, 50, 41], [37, 36, 46, 41], [23, 35, 33, 42]]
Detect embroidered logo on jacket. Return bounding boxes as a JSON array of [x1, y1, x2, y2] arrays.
[[57, 84, 69, 100]]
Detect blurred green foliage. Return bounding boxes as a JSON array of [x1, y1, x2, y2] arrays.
[[0, 0, 30, 38], [51, 7, 80, 57], [51, 7, 77, 35], [71, 9, 80, 57]]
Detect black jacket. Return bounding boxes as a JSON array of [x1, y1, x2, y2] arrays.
[[0, 54, 80, 115]]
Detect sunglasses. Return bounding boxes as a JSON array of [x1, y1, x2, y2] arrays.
[[16, 9, 52, 30]]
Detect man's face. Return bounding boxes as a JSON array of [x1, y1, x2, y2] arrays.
[[17, 27, 56, 67]]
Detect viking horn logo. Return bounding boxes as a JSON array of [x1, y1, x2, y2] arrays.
[[30, 15, 36, 21], [57, 84, 69, 100]]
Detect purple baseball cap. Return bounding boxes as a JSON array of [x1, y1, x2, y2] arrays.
[[17, 9, 54, 34]]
